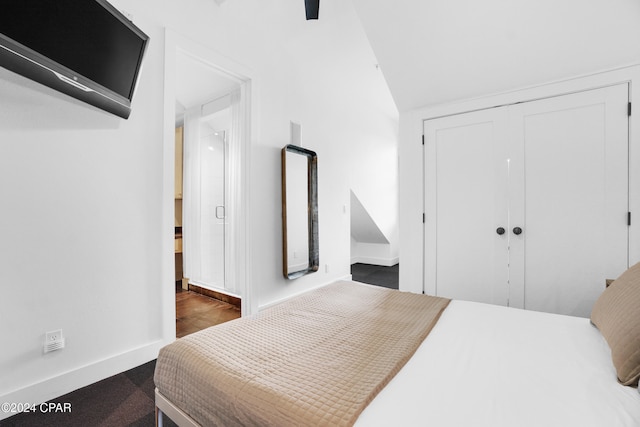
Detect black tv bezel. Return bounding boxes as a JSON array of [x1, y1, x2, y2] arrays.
[[0, 0, 149, 119]]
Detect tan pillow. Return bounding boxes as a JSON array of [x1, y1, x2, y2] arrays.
[[591, 262, 640, 387]]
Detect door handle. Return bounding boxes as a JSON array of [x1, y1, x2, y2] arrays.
[[496, 227, 506, 235], [513, 227, 523, 235], [215, 205, 225, 219]]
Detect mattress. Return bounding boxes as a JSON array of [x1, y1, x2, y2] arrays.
[[356, 299, 640, 427]]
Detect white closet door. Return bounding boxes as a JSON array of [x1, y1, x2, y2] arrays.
[[423, 108, 510, 304], [508, 84, 629, 317]]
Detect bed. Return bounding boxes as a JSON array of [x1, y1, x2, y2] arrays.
[[154, 265, 640, 426]]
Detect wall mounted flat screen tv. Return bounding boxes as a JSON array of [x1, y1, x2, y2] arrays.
[[0, 0, 149, 119]]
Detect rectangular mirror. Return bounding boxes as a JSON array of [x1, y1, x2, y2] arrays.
[[282, 144, 319, 279]]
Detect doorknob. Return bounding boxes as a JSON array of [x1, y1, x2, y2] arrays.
[[513, 227, 523, 235], [496, 227, 505, 235]]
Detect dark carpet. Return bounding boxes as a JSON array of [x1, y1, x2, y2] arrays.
[[1, 264, 398, 427], [351, 262, 399, 289], [0, 360, 176, 427]]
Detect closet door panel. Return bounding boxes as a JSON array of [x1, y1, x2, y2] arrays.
[[510, 84, 629, 317], [424, 108, 509, 304]]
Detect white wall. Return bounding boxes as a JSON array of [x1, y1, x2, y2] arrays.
[[351, 239, 399, 267], [0, 0, 398, 413], [347, 126, 399, 267], [162, 0, 398, 308], [0, 7, 166, 411], [350, 190, 399, 266]]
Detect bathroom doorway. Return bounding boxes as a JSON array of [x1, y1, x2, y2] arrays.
[[163, 30, 254, 341]]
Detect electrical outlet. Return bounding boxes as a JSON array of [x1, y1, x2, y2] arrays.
[[46, 330, 61, 342], [44, 329, 65, 353]]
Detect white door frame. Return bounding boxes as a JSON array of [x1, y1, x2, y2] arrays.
[[161, 29, 256, 343]]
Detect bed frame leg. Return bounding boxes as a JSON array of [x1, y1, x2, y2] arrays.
[[156, 405, 164, 427]]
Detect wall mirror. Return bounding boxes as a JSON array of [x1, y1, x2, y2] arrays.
[[282, 144, 319, 279]]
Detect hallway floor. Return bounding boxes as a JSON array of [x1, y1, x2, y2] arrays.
[[351, 263, 399, 289], [175, 285, 241, 338]]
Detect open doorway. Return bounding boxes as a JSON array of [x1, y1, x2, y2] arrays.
[[163, 31, 253, 340]]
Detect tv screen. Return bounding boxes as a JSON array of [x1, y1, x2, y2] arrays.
[[0, 0, 149, 118]]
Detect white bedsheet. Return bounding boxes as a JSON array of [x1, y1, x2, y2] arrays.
[[356, 300, 640, 427]]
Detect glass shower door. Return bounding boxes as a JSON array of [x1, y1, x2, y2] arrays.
[[197, 127, 227, 290]]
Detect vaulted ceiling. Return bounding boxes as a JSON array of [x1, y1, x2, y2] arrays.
[[351, 0, 640, 112]]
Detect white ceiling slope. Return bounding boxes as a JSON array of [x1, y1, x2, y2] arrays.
[[351, 0, 640, 112], [351, 190, 389, 244]]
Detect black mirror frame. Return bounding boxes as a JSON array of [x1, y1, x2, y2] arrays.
[[281, 144, 319, 279]]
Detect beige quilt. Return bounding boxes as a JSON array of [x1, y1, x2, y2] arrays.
[[154, 281, 450, 426]]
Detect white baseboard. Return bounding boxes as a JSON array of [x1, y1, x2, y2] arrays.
[[350, 256, 399, 267], [0, 339, 168, 421]]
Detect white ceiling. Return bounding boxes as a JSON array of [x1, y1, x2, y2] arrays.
[[351, 0, 640, 112]]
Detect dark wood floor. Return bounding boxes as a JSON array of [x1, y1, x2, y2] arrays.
[[176, 285, 241, 338]]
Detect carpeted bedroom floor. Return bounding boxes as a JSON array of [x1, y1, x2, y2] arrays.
[[351, 262, 399, 289], [1, 263, 398, 426], [0, 359, 169, 427]]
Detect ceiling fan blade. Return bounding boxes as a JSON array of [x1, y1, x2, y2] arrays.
[[305, 0, 319, 20]]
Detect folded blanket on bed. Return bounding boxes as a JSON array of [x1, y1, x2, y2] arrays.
[[154, 280, 450, 426]]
